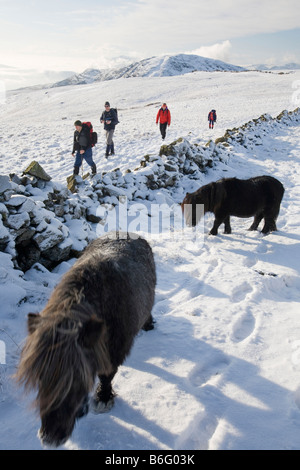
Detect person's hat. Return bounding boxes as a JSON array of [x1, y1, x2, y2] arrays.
[[105, 101, 110, 107], [74, 120, 82, 126]]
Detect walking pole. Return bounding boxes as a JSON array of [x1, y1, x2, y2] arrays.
[[81, 154, 84, 176]]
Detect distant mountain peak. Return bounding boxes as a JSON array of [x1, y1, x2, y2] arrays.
[[53, 53, 246, 87], [249, 62, 300, 71]]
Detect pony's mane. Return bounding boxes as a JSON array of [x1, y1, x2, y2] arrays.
[[16, 302, 112, 417]]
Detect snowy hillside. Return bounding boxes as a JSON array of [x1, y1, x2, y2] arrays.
[[1, 69, 300, 450], [54, 54, 246, 87]]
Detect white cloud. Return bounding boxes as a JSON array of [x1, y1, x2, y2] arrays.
[[188, 41, 233, 63], [282, 52, 298, 64], [95, 0, 300, 52], [0, 0, 299, 72], [73, 0, 300, 72]]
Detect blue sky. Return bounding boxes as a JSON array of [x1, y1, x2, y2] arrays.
[[0, 0, 299, 72]]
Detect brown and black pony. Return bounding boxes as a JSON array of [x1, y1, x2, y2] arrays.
[[16, 233, 156, 447], [181, 175, 284, 235]]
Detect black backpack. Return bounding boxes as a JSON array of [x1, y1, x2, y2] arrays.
[[111, 108, 119, 124]]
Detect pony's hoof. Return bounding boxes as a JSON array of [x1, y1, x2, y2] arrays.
[[91, 397, 114, 414]]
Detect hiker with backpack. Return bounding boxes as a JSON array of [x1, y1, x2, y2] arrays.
[[208, 109, 217, 129], [100, 101, 119, 158], [72, 120, 97, 175], [156, 103, 171, 140]]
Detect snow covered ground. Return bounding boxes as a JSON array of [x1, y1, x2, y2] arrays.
[[1, 69, 300, 450], [2, 70, 298, 183]]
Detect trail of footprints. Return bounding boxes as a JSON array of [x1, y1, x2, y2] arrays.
[[156, 241, 276, 448], [230, 281, 256, 343], [179, 352, 232, 450]]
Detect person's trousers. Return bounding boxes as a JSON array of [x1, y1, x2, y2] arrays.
[[105, 130, 115, 156], [74, 148, 96, 173], [160, 122, 168, 139], [105, 129, 114, 145]]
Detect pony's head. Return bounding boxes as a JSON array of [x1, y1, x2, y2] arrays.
[[16, 309, 111, 447], [181, 184, 214, 227], [181, 191, 206, 227]]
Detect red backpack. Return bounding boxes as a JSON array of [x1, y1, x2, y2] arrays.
[[209, 110, 216, 122], [82, 122, 98, 147]]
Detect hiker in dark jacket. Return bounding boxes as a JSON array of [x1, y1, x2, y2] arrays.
[[208, 109, 217, 129], [156, 103, 171, 140], [72, 120, 97, 175], [100, 101, 118, 157]]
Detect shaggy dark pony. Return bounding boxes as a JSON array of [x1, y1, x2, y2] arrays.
[[16, 233, 156, 447], [181, 175, 284, 235]]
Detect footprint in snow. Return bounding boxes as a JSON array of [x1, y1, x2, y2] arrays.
[[231, 308, 256, 343], [230, 281, 253, 303], [188, 352, 230, 387], [243, 256, 256, 268], [175, 409, 219, 451], [256, 242, 269, 254]]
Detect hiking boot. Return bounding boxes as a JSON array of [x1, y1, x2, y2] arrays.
[[91, 163, 97, 175], [73, 166, 80, 175]]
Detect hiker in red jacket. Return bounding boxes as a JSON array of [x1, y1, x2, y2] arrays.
[[156, 103, 171, 140], [208, 109, 217, 129]]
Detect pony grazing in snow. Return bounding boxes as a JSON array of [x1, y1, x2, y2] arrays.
[[16, 233, 156, 447], [181, 175, 284, 235]]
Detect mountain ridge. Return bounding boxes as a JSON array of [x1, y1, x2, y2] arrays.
[[249, 62, 300, 71], [53, 53, 247, 87]]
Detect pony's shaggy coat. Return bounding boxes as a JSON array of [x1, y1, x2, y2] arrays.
[[16, 233, 156, 447], [181, 175, 284, 235]]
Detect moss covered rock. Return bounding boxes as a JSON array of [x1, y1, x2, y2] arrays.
[[159, 138, 183, 156], [23, 161, 51, 181]]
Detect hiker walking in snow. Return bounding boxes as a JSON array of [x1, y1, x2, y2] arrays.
[[72, 120, 97, 175], [100, 101, 118, 158], [208, 109, 217, 129], [156, 103, 171, 140]]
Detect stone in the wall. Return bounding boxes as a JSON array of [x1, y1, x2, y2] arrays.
[[23, 161, 52, 181], [66, 174, 84, 193], [0, 175, 12, 194], [6, 212, 30, 231], [33, 218, 65, 251], [0, 218, 10, 249], [17, 242, 41, 272], [42, 237, 73, 264]]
